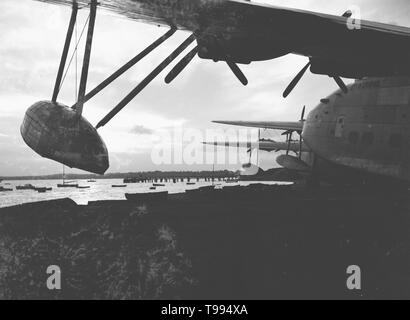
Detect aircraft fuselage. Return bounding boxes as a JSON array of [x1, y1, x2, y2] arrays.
[[303, 77, 410, 183]]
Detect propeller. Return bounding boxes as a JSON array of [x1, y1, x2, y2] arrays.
[[298, 105, 306, 158], [282, 9, 352, 98], [283, 61, 349, 98], [333, 76, 348, 93], [300, 105, 306, 122], [165, 46, 198, 84], [226, 60, 248, 86], [283, 61, 311, 98], [215, 39, 248, 86]]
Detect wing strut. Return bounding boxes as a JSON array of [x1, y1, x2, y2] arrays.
[[76, 0, 98, 117], [96, 34, 196, 128], [52, 1, 78, 103], [72, 28, 176, 109]]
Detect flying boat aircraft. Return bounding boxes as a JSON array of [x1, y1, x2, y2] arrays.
[[20, 0, 410, 183]]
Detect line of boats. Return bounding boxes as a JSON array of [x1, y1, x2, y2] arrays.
[[0, 179, 237, 194], [0, 182, 94, 193]]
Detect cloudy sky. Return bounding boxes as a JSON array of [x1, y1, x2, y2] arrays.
[[1, 0, 409, 176]]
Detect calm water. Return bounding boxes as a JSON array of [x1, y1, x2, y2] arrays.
[[0, 179, 290, 208]]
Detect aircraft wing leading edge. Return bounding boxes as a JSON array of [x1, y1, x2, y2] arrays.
[[34, 0, 410, 78]]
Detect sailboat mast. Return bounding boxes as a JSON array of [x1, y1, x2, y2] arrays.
[[62, 165, 65, 185]]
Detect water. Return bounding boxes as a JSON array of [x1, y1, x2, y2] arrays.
[[0, 179, 291, 208]]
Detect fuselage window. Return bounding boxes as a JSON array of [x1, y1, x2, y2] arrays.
[[348, 132, 359, 145], [389, 134, 403, 149], [361, 132, 374, 146]]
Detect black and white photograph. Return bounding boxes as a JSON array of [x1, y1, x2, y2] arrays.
[[1, 0, 410, 303]]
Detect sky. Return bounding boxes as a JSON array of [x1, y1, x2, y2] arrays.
[[0, 0, 410, 176]]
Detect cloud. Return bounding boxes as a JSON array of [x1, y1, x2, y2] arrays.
[[1, 0, 410, 175], [130, 125, 154, 135]]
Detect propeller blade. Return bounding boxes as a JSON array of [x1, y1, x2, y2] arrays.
[[226, 61, 248, 86], [333, 76, 348, 93], [301, 105, 306, 121], [165, 46, 198, 84], [282, 130, 292, 136], [283, 61, 311, 98]]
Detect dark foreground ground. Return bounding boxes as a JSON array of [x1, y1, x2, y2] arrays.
[[1, 184, 410, 299]]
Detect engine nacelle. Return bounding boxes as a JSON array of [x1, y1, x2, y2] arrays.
[[21, 101, 109, 174]]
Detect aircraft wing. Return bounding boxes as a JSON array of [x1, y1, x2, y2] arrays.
[[34, 0, 410, 78], [212, 120, 303, 132]]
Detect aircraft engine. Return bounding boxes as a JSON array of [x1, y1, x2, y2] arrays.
[[20, 101, 109, 174]]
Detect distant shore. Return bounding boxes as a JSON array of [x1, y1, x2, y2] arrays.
[[0, 170, 236, 181], [0, 168, 301, 182]]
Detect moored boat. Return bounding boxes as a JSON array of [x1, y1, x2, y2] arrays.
[[16, 184, 36, 190], [57, 183, 78, 188], [36, 187, 52, 193]]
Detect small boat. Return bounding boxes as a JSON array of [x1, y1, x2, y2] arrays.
[[126, 191, 168, 204], [57, 166, 78, 188], [225, 179, 239, 184], [149, 186, 156, 190], [36, 187, 52, 193], [186, 182, 196, 185], [16, 184, 36, 190], [0, 186, 12, 192], [77, 185, 91, 189], [199, 185, 216, 191], [87, 179, 96, 183], [57, 183, 78, 188], [153, 183, 165, 187], [112, 184, 127, 188]]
